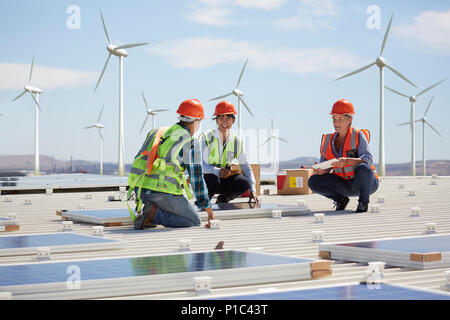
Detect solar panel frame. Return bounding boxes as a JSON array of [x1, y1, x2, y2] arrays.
[[199, 282, 450, 300], [0, 250, 318, 300], [0, 232, 127, 257], [319, 234, 450, 269], [60, 202, 311, 226]]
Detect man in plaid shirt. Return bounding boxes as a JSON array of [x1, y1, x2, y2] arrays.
[[131, 99, 215, 229]]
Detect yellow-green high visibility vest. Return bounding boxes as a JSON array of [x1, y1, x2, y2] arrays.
[[201, 129, 243, 168], [127, 124, 194, 219]]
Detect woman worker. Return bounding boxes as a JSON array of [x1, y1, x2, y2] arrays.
[[200, 100, 259, 204], [308, 99, 379, 213]]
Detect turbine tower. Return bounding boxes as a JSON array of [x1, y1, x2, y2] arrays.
[[11, 54, 43, 176], [260, 118, 288, 174], [335, 14, 417, 177], [386, 78, 446, 176], [84, 105, 105, 175], [209, 58, 254, 138], [398, 97, 442, 176], [139, 90, 169, 134], [94, 10, 148, 176]]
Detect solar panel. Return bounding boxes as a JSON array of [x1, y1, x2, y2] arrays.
[[319, 234, 450, 269], [0, 233, 126, 256], [0, 174, 127, 194], [60, 202, 311, 226], [0, 250, 323, 299], [208, 283, 450, 300]]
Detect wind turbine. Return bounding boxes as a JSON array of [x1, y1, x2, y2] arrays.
[[260, 118, 288, 174], [209, 58, 254, 138], [84, 105, 105, 175], [139, 90, 169, 134], [398, 97, 442, 176], [335, 14, 417, 177], [94, 10, 148, 176], [11, 54, 43, 176], [386, 78, 446, 176]]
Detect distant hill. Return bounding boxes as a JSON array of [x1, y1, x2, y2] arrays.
[[1, 155, 450, 176]]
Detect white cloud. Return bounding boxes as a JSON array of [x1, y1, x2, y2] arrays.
[[274, 0, 336, 31], [235, 0, 287, 11], [186, 0, 287, 26], [186, 7, 232, 26], [148, 37, 364, 77], [394, 9, 450, 54], [0, 63, 97, 91]]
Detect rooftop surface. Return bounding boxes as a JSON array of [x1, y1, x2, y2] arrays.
[[1, 175, 450, 299]]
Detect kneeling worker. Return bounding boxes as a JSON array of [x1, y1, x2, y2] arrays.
[[308, 99, 379, 213], [200, 100, 259, 203], [128, 99, 215, 229]]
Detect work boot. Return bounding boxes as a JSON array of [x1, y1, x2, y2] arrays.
[[134, 204, 157, 230], [216, 194, 230, 204], [355, 202, 368, 213], [333, 197, 350, 211]]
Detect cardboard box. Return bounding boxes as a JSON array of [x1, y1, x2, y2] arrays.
[[277, 169, 313, 195], [231, 164, 260, 196]]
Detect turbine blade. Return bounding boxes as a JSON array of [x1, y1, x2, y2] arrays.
[[209, 92, 233, 101], [278, 137, 288, 143], [116, 43, 148, 50], [398, 121, 412, 126], [141, 90, 149, 108], [29, 53, 35, 83], [12, 90, 26, 102], [139, 114, 150, 135], [98, 128, 105, 141], [380, 14, 394, 56], [416, 78, 447, 98], [385, 86, 409, 98], [259, 137, 272, 147], [238, 97, 254, 118], [97, 105, 105, 123], [424, 96, 434, 117], [385, 64, 417, 87], [84, 125, 96, 129], [426, 121, 442, 137], [100, 10, 111, 44], [29, 92, 42, 111], [236, 58, 248, 88], [335, 62, 376, 81], [94, 53, 111, 93], [271, 117, 274, 131], [151, 109, 170, 113]]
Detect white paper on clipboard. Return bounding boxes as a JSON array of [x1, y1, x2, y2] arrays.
[[311, 159, 339, 170]]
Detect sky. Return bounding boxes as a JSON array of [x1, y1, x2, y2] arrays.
[[1, 0, 450, 168]]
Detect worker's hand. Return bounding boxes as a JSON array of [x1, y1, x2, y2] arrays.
[[333, 157, 363, 168], [248, 191, 260, 203], [204, 207, 215, 228], [312, 168, 328, 175], [219, 168, 231, 179]]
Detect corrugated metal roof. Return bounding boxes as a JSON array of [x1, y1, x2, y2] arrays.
[[1, 176, 450, 299]]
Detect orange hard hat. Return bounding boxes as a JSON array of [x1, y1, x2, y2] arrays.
[[330, 99, 355, 115], [176, 99, 205, 119], [214, 100, 237, 117]]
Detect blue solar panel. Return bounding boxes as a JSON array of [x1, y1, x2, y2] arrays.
[[66, 208, 128, 219], [0, 174, 127, 188], [0, 233, 118, 250], [206, 203, 300, 211], [0, 251, 311, 287], [338, 235, 450, 253], [212, 284, 450, 300]]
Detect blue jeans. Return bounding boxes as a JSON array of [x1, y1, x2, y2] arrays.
[[136, 188, 201, 228], [308, 163, 379, 205]]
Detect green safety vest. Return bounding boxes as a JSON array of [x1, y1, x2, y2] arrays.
[[200, 129, 243, 168], [127, 123, 193, 220]]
